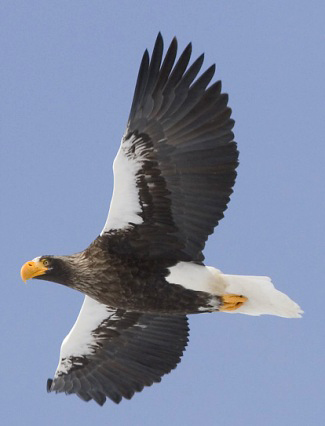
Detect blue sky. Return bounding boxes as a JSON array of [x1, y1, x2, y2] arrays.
[[1, 1, 324, 425]]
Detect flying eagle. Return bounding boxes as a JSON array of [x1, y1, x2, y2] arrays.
[[21, 34, 302, 406]]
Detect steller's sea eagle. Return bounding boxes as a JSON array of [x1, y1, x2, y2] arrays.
[[21, 34, 302, 406]]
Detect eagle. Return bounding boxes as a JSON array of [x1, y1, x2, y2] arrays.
[[21, 34, 302, 406]]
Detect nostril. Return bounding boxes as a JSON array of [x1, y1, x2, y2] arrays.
[[28, 262, 34, 267]]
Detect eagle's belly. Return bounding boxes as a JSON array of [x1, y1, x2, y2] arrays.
[[86, 279, 217, 314], [76, 256, 219, 314]]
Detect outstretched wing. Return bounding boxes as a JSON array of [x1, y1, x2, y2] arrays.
[[47, 296, 189, 405], [101, 33, 238, 263]]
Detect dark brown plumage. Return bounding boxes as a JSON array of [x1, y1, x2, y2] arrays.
[[37, 240, 220, 314], [21, 33, 240, 405]]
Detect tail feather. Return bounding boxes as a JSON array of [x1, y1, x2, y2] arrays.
[[221, 273, 303, 318], [166, 262, 303, 318]]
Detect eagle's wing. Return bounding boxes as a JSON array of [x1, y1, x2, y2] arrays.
[[47, 296, 189, 405], [101, 33, 238, 262]]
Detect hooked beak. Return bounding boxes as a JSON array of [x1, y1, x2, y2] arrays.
[[20, 260, 48, 283]]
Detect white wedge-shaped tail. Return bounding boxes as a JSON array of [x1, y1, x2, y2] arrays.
[[220, 273, 303, 318], [166, 262, 303, 318]]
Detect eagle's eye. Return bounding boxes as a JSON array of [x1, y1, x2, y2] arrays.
[[42, 259, 50, 267]]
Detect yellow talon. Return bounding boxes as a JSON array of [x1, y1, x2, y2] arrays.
[[219, 294, 248, 311]]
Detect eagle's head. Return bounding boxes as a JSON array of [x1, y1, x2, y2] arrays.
[[21, 256, 71, 285]]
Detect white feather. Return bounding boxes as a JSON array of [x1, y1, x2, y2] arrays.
[[55, 296, 111, 375], [167, 262, 303, 318], [166, 262, 227, 293], [221, 274, 303, 318], [101, 134, 143, 234]]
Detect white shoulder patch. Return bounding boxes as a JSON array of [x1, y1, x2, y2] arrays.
[[55, 296, 111, 375], [101, 134, 143, 234]]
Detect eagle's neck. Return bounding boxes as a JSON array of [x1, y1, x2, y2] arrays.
[[56, 247, 119, 303]]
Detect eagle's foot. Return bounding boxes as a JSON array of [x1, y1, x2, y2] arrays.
[[219, 294, 247, 311]]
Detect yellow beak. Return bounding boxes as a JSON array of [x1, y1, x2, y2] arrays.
[[20, 260, 48, 283]]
